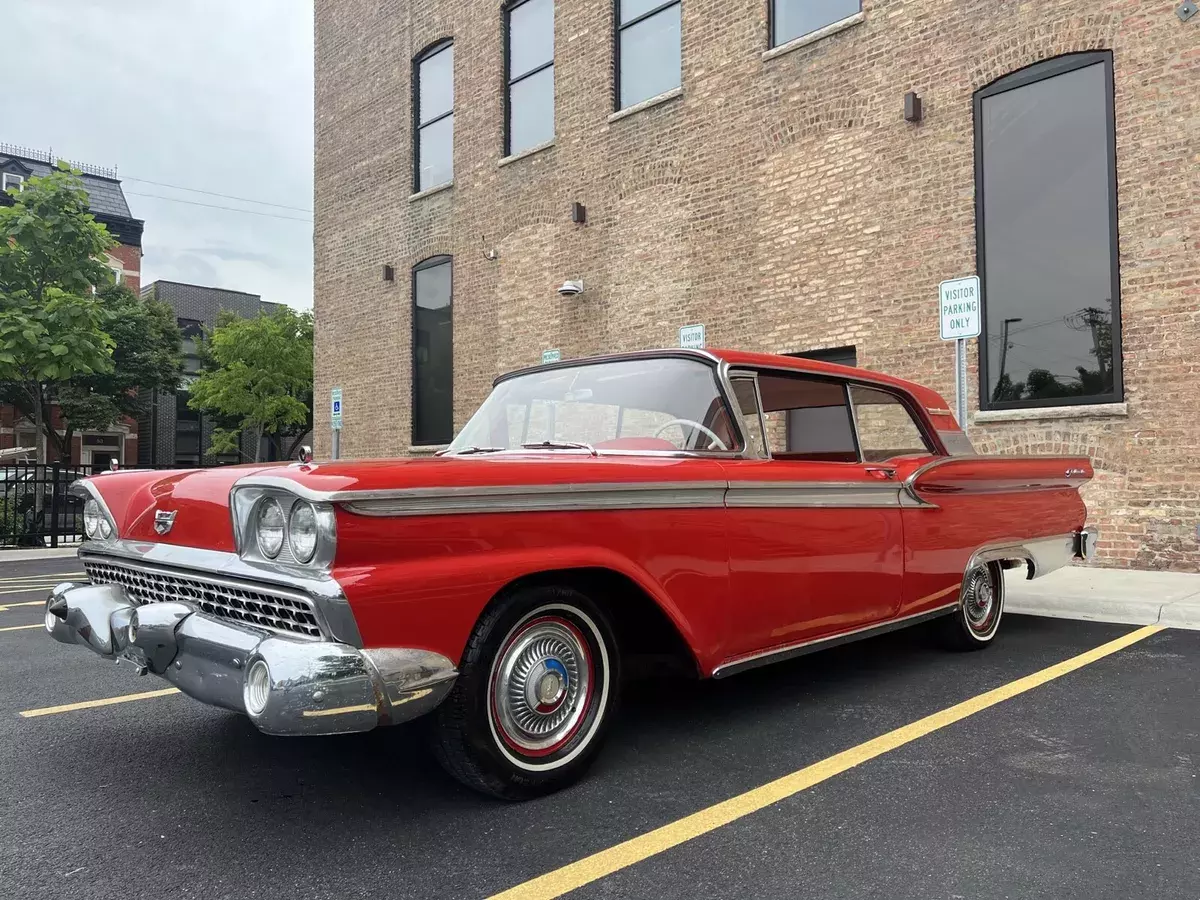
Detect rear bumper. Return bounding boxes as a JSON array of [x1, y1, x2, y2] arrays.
[[44, 582, 457, 736], [1074, 526, 1099, 561]]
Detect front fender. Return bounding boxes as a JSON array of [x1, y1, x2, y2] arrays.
[[334, 545, 720, 671]]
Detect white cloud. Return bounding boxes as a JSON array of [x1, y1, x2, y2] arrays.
[[5, 0, 314, 309]]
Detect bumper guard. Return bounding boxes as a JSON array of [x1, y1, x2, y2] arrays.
[[45, 582, 457, 736]]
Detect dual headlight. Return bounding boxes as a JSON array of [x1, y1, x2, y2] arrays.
[[83, 499, 113, 541], [254, 496, 321, 564]]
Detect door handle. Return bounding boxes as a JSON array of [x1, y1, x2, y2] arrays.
[[865, 467, 897, 480]]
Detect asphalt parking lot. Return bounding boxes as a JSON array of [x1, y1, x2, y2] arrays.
[[2, 555, 1198, 900]]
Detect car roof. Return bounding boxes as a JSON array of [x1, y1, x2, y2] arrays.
[[499, 347, 957, 429]]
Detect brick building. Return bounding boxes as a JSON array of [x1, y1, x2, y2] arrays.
[[1, 143, 144, 468], [139, 281, 291, 467], [313, 1, 1200, 569]]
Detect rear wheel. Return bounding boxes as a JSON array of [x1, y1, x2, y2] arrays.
[[431, 585, 620, 800], [938, 561, 1004, 650]]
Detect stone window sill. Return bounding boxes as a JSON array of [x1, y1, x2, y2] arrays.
[[972, 402, 1128, 424], [408, 444, 449, 455], [608, 87, 683, 124], [408, 181, 454, 203], [499, 140, 555, 167], [762, 11, 865, 62]]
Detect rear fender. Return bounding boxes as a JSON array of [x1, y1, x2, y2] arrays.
[[900, 455, 1094, 507]]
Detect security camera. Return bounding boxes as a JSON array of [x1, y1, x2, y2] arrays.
[[557, 279, 584, 297]]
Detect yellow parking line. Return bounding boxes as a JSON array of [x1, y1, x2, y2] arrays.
[[0, 601, 44, 611], [0, 572, 83, 583], [489, 624, 1164, 900], [0, 624, 43, 633], [19, 688, 180, 718], [0, 587, 59, 596]]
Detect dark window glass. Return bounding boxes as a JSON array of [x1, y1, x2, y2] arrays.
[[415, 43, 454, 191], [771, 0, 860, 48], [174, 391, 202, 466], [977, 54, 1121, 408], [617, 1, 681, 110], [849, 386, 930, 462], [757, 374, 858, 462], [413, 258, 453, 445], [506, 0, 554, 155]]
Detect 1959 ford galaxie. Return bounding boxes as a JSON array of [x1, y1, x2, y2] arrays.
[[45, 349, 1096, 798]]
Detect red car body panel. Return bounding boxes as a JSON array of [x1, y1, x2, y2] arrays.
[[79, 349, 1094, 679]]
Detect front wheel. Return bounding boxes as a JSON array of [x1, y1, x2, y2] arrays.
[[938, 561, 1004, 651], [431, 585, 620, 800]]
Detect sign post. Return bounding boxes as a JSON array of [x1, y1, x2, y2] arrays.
[[938, 276, 981, 430], [330, 387, 343, 460]]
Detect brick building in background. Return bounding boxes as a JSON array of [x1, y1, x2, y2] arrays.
[[0, 143, 144, 468], [313, 1, 1200, 569], [139, 281, 289, 467]]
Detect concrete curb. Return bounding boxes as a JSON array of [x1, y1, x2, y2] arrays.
[[0, 547, 80, 564], [1006, 567, 1200, 630]]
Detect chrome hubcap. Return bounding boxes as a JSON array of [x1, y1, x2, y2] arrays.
[[493, 618, 590, 754], [964, 568, 996, 631]]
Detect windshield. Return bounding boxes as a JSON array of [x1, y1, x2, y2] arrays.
[[448, 357, 742, 454]]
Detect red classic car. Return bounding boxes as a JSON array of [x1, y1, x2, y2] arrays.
[[45, 349, 1096, 798]]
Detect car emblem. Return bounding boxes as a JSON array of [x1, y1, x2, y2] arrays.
[[154, 510, 177, 535]]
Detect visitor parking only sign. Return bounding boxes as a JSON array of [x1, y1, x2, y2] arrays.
[[939, 276, 981, 341]]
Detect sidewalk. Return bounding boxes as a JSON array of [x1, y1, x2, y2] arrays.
[[0, 546, 79, 564], [1007, 566, 1200, 630]]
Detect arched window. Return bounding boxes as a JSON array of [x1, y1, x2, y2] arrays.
[[412, 256, 453, 445], [414, 40, 454, 192], [504, 0, 555, 156], [615, 0, 680, 110], [975, 53, 1122, 409]]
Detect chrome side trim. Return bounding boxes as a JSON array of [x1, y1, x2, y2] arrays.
[[725, 481, 902, 509], [340, 481, 730, 517], [712, 602, 959, 679], [78, 541, 363, 647]]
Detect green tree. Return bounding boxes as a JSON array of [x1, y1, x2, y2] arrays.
[[0, 164, 115, 461], [56, 284, 184, 448], [187, 307, 313, 462]]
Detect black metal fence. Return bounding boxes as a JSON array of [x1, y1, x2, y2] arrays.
[[0, 464, 90, 548]]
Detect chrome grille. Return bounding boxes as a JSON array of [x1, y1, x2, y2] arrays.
[[82, 558, 323, 639]]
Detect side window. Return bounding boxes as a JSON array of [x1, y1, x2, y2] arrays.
[[729, 378, 767, 457], [757, 374, 857, 462], [850, 386, 931, 462], [414, 41, 455, 192]]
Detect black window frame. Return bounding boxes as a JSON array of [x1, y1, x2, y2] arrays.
[[412, 39, 455, 194], [768, 0, 862, 50], [974, 51, 1123, 411], [411, 255, 454, 447], [503, 0, 555, 157], [613, 0, 682, 112]]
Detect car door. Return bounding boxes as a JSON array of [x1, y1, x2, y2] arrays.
[[717, 370, 906, 664]]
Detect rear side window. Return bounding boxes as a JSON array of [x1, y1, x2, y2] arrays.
[[757, 374, 858, 462], [850, 386, 931, 461]]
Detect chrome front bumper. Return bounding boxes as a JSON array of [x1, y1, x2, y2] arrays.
[[44, 582, 457, 736]]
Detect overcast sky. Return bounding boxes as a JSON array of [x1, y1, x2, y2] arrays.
[[6, 0, 314, 309]]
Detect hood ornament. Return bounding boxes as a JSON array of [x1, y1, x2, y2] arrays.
[[154, 509, 177, 535]]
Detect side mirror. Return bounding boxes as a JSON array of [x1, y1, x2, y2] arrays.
[[297, 445, 314, 464]]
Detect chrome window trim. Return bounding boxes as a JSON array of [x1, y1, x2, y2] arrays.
[[77, 540, 363, 647], [726, 369, 770, 460]]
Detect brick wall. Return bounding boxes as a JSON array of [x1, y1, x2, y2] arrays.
[[110, 242, 142, 293], [314, 0, 1200, 570]]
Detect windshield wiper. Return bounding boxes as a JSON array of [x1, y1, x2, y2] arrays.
[[445, 446, 506, 456], [521, 440, 598, 456]]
